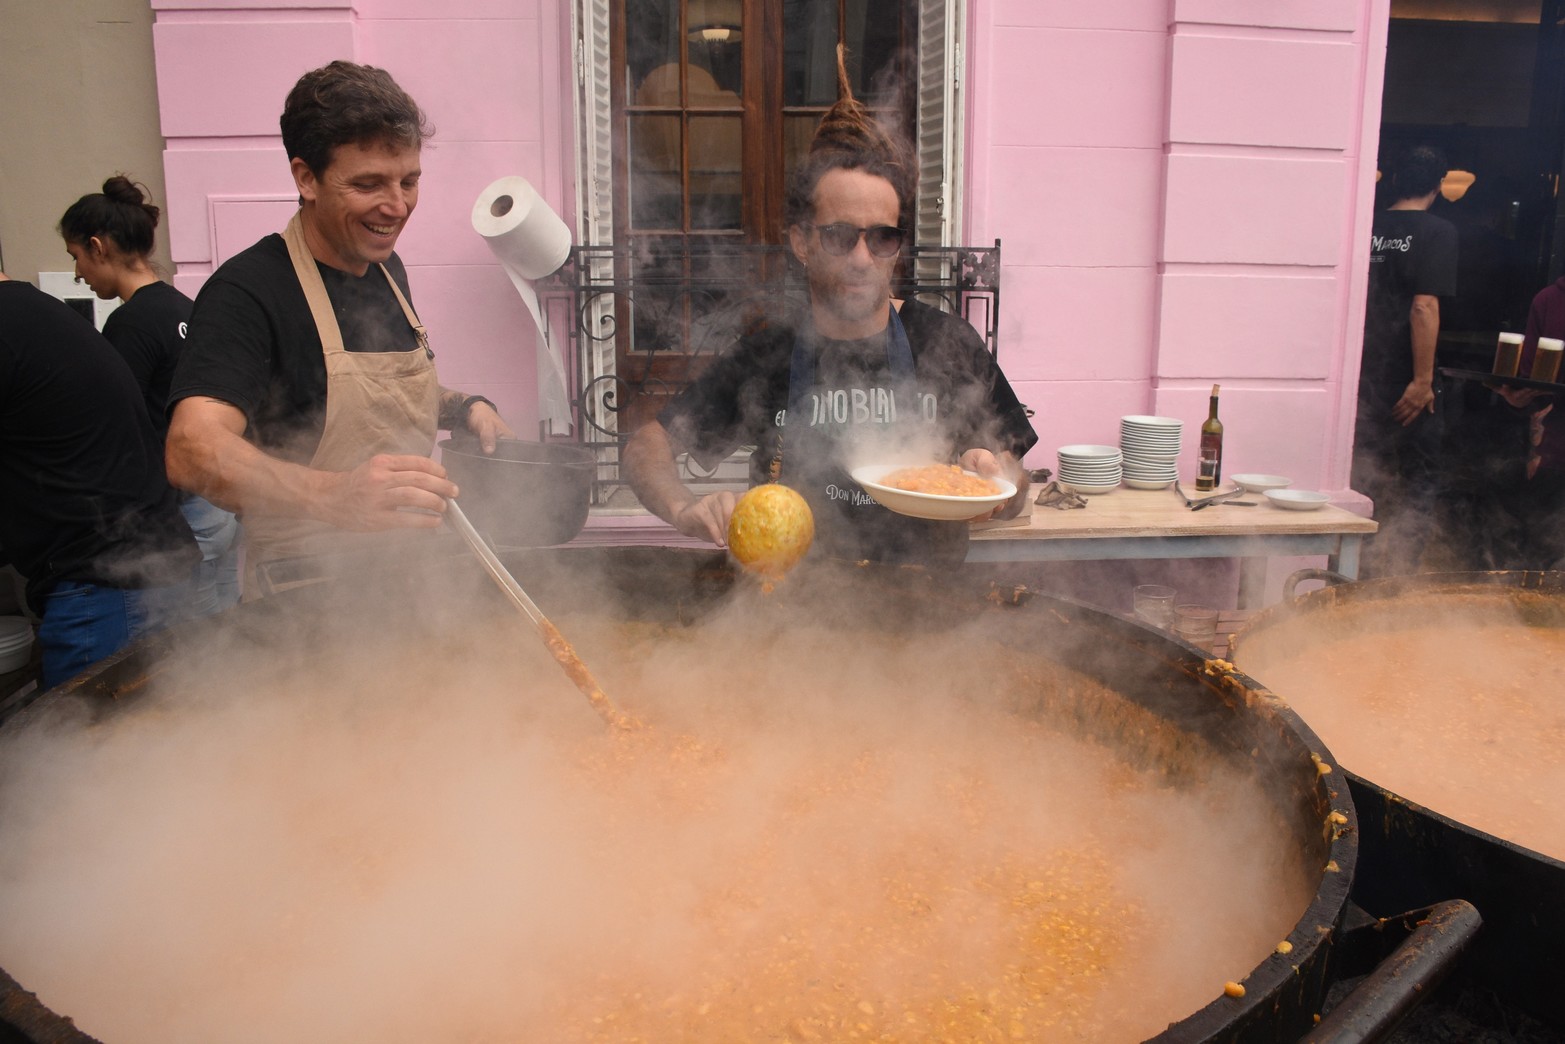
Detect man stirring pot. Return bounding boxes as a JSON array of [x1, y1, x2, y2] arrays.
[[167, 62, 513, 593]]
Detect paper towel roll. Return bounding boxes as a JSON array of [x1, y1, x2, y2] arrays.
[[472, 176, 574, 432], [471, 175, 571, 280]]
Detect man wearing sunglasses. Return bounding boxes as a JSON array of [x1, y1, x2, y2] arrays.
[[626, 93, 1036, 566]]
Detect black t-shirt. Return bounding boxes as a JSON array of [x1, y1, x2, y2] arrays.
[[169, 233, 421, 459], [1362, 208, 1458, 393], [660, 298, 1038, 561], [102, 280, 192, 444], [0, 280, 197, 610], [664, 298, 1037, 473]]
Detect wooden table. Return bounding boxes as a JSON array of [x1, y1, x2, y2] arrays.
[[966, 486, 1378, 608]]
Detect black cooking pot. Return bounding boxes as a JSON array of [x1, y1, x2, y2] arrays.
[[1228, 569, 1565, 1030], [437, 437, 594, 546], [0, 549, 1360, 1043]]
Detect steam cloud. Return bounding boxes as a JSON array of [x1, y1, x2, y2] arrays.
[[0, 560, 1311, 1042]]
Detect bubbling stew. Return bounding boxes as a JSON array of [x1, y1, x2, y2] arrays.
[[1234, 594, 1565, 860], [880, 464, 1002, 497], [0, 603, 1314, 1044]]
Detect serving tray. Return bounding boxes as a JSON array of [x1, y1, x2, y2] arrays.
[[1439, 366, 1563, 393]]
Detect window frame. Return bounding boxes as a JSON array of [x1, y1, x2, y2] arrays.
[[565, 0, 966, 445]]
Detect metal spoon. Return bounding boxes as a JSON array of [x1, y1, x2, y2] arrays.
[[445, 498, 637, 730]]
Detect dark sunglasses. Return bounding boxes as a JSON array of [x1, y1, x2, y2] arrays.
[[806, 222, 907, 258]]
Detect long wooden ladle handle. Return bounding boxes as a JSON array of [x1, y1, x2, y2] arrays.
[[445, 499, 637, 730]]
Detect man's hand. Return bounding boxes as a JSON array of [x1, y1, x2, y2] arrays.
[[1496, 385, 1551, 410], [169, 397, 458, 532], [1400, 293, 1439, 427], [672, 490, 739, 546], [623, 420, 739, 543], [1391, 378, 1436, 427], [958, 448, 1030, 520], [319, 454, 458, 531], [466, 400, 514, 455]]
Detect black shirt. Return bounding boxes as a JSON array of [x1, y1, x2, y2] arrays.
[[0, 280, 196, 611], [169, 233, 420, 459], [102, 280, 192, 444], [1362, 208, 1458, 393], [660, 298, 1038, 563], [663, 298, 1037, 479]]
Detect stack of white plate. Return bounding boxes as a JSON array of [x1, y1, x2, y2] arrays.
[[0, 617, 34, 674], [1056, 444, 1123, 494], [1119, 415, 1182, 490]]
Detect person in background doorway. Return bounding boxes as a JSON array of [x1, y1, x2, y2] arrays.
[[165, 61, 514, 594], [624, 47, 1035, 567], [60, 175, 241, 614], [1353, 145, 1458, 577], [0, 272, 198, 689], [1486, 274, 1565, 567]]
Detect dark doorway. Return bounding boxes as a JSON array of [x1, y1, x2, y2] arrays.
[[1379, 0, 1565, 359], [1374, 1, 1565, 574]]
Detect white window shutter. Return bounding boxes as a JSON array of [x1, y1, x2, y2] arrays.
[[571, 0, 619, 432], [914, 0, 961, 296], [573, 0, 614, 249]]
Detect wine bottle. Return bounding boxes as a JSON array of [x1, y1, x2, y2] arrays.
[[1196, 384, 1223, 492]]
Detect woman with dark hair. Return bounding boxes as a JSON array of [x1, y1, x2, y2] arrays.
[[59, 176, 241, 614]]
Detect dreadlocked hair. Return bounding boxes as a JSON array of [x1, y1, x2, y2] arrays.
[[784, 43, 914, 228]]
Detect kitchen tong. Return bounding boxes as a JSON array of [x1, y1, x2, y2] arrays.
[[1173, 481, 1254, 510]]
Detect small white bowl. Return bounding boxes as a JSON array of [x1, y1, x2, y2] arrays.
[[1232, 474, 1292, 494], [1264, 489, 1329, 511]]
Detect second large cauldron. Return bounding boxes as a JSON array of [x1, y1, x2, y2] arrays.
[[1229, 569, 1565, 1030], [0, 549, 1358, 1043]]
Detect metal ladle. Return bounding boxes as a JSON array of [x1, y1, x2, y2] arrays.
[[445, 498, 638, 730]]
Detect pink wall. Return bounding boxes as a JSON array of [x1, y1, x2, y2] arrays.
[[968, 0, 1387, 498], [151, 0, 1388, 495], [152, 0, 575, 434]]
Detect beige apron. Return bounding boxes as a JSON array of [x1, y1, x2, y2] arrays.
[[242, 212, 440, 593]]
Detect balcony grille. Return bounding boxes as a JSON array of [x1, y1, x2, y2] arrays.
[[533, 239, 1000, 504]]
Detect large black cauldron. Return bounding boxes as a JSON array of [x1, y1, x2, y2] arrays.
[[1230, 569, 1565, 1031], [0, 548, 1359, 1043]]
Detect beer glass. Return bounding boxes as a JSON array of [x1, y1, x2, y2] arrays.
[[1532, 337, 1564, 383], [1493, 332, 1523, 377]]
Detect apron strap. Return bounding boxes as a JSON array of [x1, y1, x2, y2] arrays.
[[380, 266, 431, 359], [282, 211, 429, 358]]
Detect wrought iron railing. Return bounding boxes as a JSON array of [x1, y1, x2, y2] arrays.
[[534, 239, 1001, 504]]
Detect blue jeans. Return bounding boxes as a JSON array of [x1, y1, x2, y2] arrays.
[[36, 581, 180, 690], [180, 494, 241, 614]]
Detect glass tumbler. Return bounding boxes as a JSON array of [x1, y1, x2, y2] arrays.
[[1174, 603, 1219, 653], [1132, 584, 1177, 629]]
